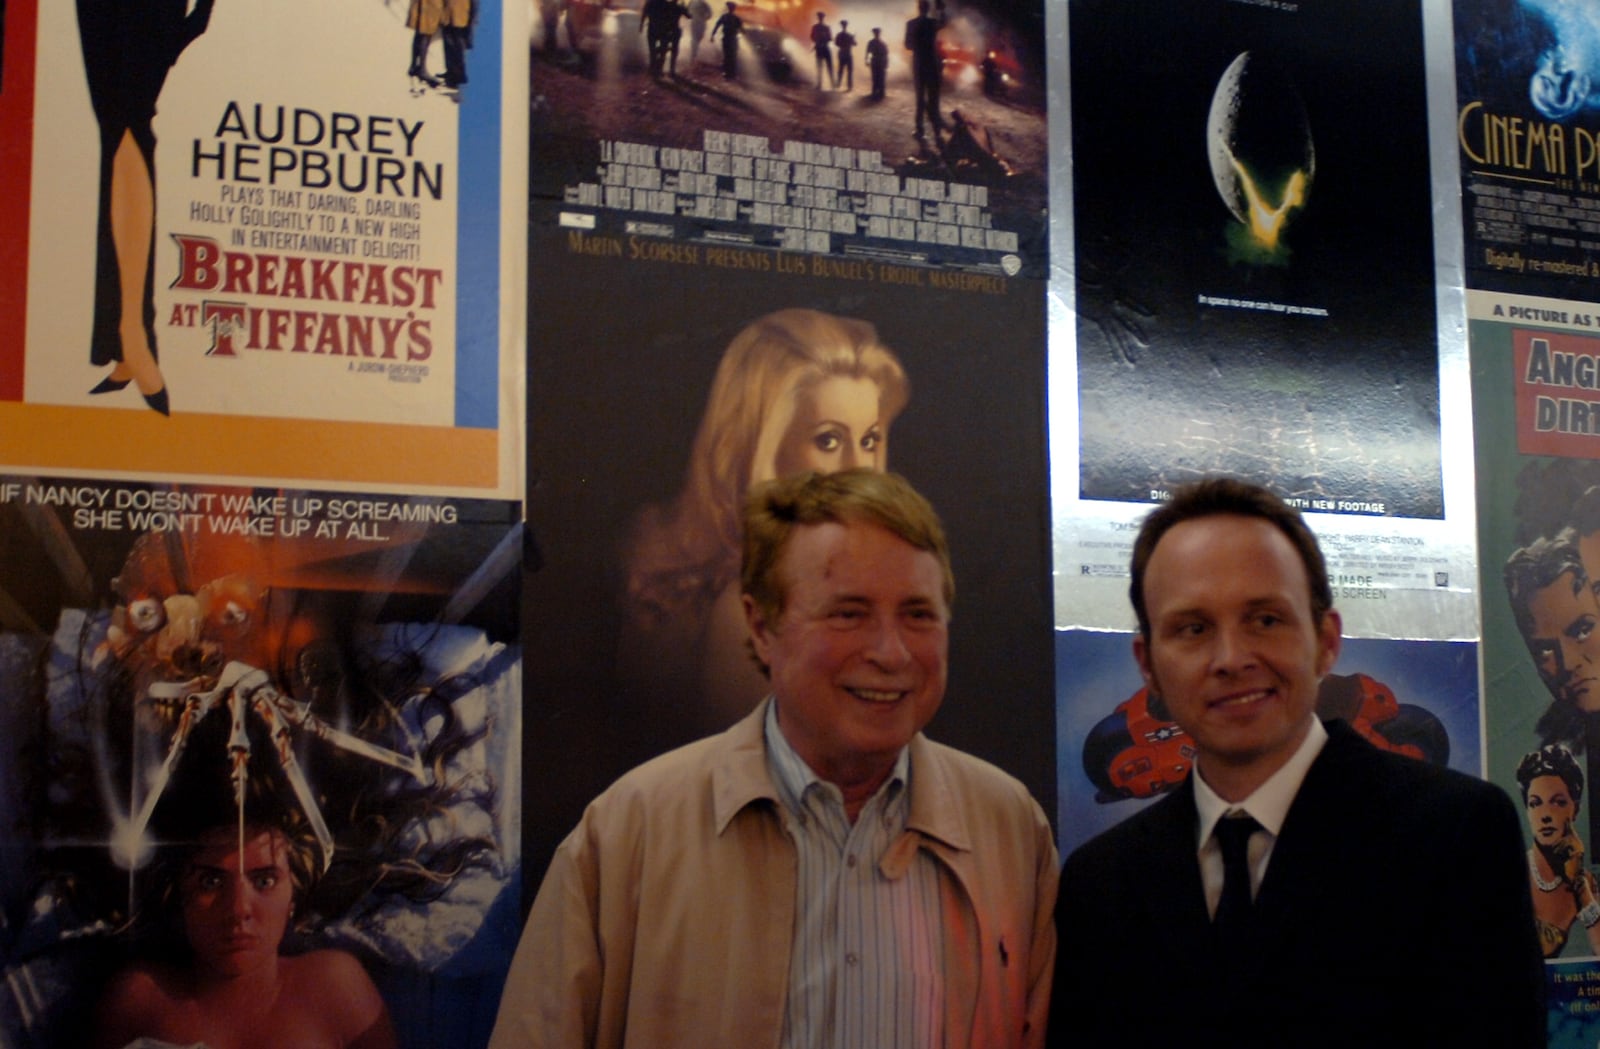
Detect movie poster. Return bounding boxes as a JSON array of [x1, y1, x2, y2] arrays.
[[1053, 628, 1480, 856], [1471, 289, 1600, 1034], [1455, 0, 1600, 301], [0, 475, 523, 1049], [523, 223, 1053, 876], [1068, 0, 1444, 518], [11, 0, 524, 494], [529, 0, 1048, 276]]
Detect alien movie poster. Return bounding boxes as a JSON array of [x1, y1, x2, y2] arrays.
[[1455, 0, 1600, 300], [1470, 290, 1600, 1035], [10, 0, 525, 496], [1068, 0, 1444, 518], [522, 223, 1053, 882], [1053, 628, 1480, 857], [529, 0, 1048, 277], [0, 476, 523, 1049]]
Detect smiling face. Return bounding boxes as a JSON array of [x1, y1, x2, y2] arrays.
[[180, 826, 295, 980], [1527, 773, 1579, 845], [773, 376, 886, 477], [1528, 570, 1600, 712], [1133, 514, 1342, 802], [746, 519, 947, 798]]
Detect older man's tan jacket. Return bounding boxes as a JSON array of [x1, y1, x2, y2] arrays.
[[488, 700, 1058, 1049]]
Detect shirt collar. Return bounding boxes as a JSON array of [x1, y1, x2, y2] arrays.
[[764, 697, 910, 818], [1194, 716, 1327, 848]]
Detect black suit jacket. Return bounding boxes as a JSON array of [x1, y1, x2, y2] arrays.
[[1050, 721, 1545, 1048]]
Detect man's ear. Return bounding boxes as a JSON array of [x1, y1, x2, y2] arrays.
[[1132, 633, 1154, 691], [1315, 608, 1344, 678], [744, 593, 774, 667]]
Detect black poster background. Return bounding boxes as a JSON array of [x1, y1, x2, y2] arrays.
[[522, 226, 1053, 882], [1070, 0, 1444, 518]]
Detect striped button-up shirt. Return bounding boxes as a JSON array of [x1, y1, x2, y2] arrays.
[[765, 701, 946, 1049]]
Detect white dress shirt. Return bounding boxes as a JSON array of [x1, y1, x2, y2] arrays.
[[765, 701, 946, 1049], [1192, 716, 1328, 917]]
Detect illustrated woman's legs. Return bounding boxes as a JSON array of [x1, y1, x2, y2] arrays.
[[106, 128, 166, 401]]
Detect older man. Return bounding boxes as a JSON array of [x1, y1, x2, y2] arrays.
[[489, 469, 1057, 1049], [1051, 476, 1543, 1048]]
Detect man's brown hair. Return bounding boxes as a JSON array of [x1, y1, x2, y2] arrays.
[[741, 468, 954, 633], [1129, 477, 1332, 639]]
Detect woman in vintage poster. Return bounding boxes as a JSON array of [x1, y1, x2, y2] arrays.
[[75, 0, 215, 415], [92, 806, 398, 1049], [1517, 744, 1600, 958], [406, 0, 472, 90], [620, 307, 909, 734]]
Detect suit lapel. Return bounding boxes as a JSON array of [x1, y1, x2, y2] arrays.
[[1250, 723, 1366, 947], [1137, 780, 1217, 962]]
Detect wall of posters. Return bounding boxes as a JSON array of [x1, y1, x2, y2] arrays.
[[0, 0, 528, 1045], [1049, 0, 1537, 1019], [1458, 1, 1600, 1036], [8, 0, 1595, 1037], [0, 475, 523, 1048], [1050, 0, 1480, 642]]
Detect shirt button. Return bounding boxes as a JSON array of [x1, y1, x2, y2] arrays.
[[846, 853, 857, 868], [846, 952, 859, 966]]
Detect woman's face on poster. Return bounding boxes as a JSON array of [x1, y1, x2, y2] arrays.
[[181, 826, 295, 979], [1528, 569, 1600, 712], [1527, 773, 1578, 842], [773, 375, 887, 476]]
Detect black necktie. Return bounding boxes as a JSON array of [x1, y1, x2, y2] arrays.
[[1213, 814, 1260, 951]]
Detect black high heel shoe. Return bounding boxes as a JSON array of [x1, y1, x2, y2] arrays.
[[143, 387, 169, 416], [89, 375, 131, 394]]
